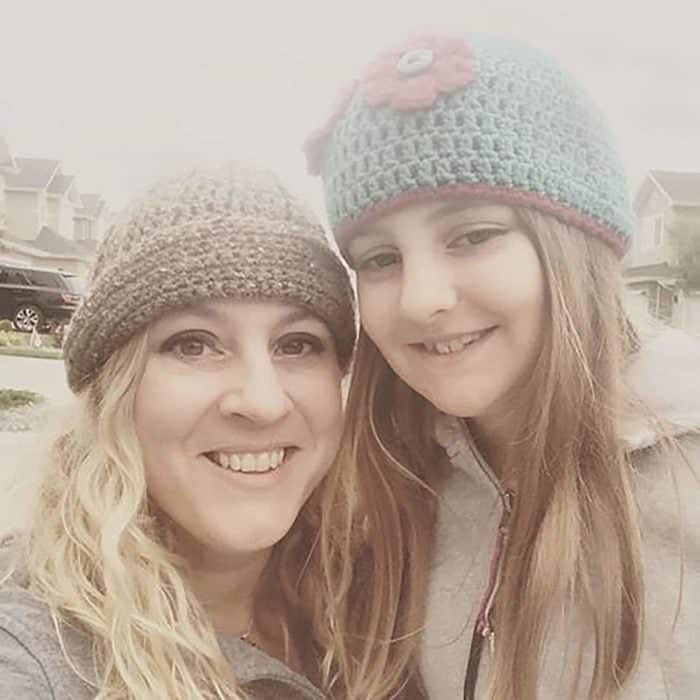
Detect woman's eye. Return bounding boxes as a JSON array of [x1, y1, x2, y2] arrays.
[[161, 332, 221, 359], [450, 228, 506, 247], [275, 334, 324, 358], [357, 251, 401, 271]]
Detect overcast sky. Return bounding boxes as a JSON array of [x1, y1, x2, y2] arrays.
[[2, 0, 699, 218]]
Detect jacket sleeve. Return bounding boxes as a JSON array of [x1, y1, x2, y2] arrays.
[[0, 626, 53, 698]]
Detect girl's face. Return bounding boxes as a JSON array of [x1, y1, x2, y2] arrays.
[[134, 299, 343, 562], [344, 201, 546, 421]]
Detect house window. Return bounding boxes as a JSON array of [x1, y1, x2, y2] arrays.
[[653, 216, 664, 247], [648, 282, 674, 323]]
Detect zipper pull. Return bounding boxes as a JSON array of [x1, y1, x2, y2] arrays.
[[488, 629, 496, 656]]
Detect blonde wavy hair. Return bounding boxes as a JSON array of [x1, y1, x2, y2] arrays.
[[1, 324, 424, 698], [323, 208, 658, 699]]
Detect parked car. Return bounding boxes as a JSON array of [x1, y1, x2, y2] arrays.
[[0, 264, 83, 332]]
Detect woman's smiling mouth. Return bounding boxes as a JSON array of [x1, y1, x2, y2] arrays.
[[204, 447, 298, 474]]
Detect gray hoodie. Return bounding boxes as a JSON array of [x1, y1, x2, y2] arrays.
[[0, 575, 324, 699], [420, 329, 700, 699]]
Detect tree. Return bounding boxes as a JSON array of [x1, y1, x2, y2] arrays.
[[668, 208, 700, 291]]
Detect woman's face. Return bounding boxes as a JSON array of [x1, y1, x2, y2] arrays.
[[344, 201, 546, 421], [134, 299, 343, 561]]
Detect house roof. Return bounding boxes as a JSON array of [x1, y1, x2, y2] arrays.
[[650, 170, 700, 204], [34, 226, 85, 256], [0, 230, 86, 261], [76, 193, 105, 218], [0, 136, 16, 170], [5, 158, 60, 190], [46, 172, 75, 195]]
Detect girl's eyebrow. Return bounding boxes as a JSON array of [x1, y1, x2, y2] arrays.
[[342, 226, 389, 258], [425, 201, 518, 225]]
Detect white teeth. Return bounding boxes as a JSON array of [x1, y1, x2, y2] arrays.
[[211, 448, 286, 473], [424, 330, 488, 355], [435, 341, 451, 354]]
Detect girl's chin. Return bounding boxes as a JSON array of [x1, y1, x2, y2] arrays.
[[422, 391, 492, 419]]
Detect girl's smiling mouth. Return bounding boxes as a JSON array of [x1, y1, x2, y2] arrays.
[[413, 326, 497, 356]]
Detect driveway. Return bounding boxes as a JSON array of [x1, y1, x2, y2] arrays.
[[0, 354, 71, 404], [0, 355, 70, 535]]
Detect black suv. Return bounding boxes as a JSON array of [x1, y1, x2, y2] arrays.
[[0, 263, 83, 331]]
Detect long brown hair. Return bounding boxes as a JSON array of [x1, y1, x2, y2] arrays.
[[326, 208, 645, 699]]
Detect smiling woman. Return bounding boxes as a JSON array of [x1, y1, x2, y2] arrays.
[[0, 162, 419, 699]]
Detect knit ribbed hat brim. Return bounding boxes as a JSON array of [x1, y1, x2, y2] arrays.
[[63, 164, 356, 392]]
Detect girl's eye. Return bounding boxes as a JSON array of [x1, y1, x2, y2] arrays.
[[356, 251, 401, 271], [450, 228, 506, 247], [161, 332, 221, 360], [274, 333, 324, 358]]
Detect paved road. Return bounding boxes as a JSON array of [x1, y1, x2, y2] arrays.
[[0, 354, 71, 404], [0, 355, 71, 535]]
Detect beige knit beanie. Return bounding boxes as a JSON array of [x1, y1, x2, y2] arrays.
[[64, 162, 356, 392]]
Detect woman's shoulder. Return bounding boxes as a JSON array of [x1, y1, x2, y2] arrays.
[[217, 635, 326, 699], [0, 580, 96, 699]]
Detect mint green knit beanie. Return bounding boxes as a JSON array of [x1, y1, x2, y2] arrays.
[[305, 34, 633, 256]]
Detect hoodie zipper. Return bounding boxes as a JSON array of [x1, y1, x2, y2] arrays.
[[461, 425, 515, 700]]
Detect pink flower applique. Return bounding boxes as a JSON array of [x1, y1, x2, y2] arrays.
[[303, 80, 359, 176], [362, 34, 476, 111]]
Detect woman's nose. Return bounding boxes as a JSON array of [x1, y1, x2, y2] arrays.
[[217, 356, 293, 424]]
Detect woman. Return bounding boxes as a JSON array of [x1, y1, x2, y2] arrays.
[[306, 34, 700, 698], [0, 163, 422, 698]]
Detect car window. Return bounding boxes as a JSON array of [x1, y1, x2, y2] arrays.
[[25, 270, 63, 288], [3, 269, 31, 285]]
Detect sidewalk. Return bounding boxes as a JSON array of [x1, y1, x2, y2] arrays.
[[0, 431, 44, 535], [0, 355, 70, 536]]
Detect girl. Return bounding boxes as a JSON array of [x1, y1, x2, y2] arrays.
[[307, 34, 700, 699], [0, 163, 421, 698]]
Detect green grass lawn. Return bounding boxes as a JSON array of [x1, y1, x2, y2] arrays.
[[0, 388, 45, 410], [0, 346, 63, 360]]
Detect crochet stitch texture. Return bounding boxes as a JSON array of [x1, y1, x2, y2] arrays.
[[307, 34, 633, 256], [64, 162, 356, 392]]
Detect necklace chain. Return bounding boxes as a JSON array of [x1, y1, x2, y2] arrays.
[[238, 610, 256, 647]]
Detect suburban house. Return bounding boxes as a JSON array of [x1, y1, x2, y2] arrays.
[[46, 170, 82, 241], [0, 151, 107, 275], [3, 158, 60, 241], [74, 193, 110, 243], [0, 135, 17, 236], [625, 170, 700, 332]]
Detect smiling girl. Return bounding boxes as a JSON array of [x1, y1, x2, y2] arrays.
[[0, 163, 421, 698], [307, 34, 700, 699]]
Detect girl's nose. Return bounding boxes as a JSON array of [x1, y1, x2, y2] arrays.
[[398, 254, 459, 325]]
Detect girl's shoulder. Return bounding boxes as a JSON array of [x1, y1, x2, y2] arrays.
[[623, 328, 700, 451]]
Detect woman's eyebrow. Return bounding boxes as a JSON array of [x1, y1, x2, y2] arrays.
[[272, 307, 316, 332]]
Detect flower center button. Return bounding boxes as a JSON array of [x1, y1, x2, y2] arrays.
[[396, 48, 435, 76]]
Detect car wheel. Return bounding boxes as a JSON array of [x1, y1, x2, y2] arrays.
[[13, 304, 44, 332]]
